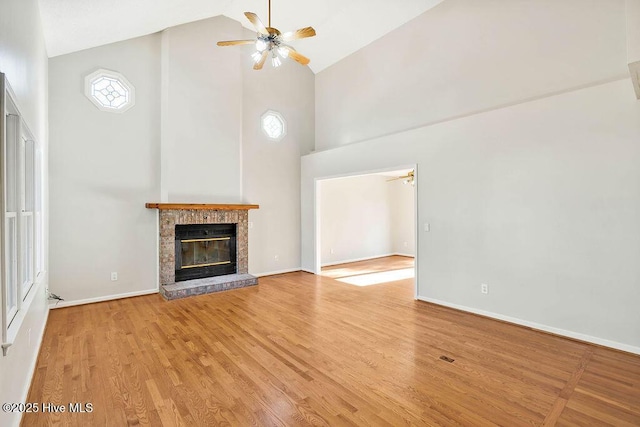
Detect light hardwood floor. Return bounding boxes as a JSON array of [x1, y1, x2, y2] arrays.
[[23, 256, 640, 426]]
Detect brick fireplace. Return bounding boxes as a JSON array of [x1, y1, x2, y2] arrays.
[[146, 203, 259, 299]]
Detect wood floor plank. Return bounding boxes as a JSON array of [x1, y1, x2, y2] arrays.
[[22, 256, 640, 426]]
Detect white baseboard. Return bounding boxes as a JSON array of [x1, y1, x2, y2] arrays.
[[418, 296, 640, 356], [393, 252, 415, 258], [254, 268, 301, 277], [18, 284, 49, 427], [49, 288, 159, 309], [300, 268, 315, 274], [321, 253, 413, 267]]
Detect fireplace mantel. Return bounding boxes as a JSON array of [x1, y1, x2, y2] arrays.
[[146, 203, 259, 210]]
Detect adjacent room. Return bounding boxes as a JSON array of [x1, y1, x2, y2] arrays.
[[318, 169, 416, 289], [1, 0, 640, 425]]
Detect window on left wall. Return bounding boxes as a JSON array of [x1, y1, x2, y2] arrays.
[[1, 73, 45, 355]]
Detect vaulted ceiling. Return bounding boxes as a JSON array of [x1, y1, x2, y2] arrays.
[[38, 0, 444, 73]]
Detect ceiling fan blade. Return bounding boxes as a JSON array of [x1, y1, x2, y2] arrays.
[[387, 171, 414, 182], [280, 26, 316, 41], [245, 12, 269, 35], [217, 40, 255, 46], [253, 50, 269, 70], [281, 46, 310, 66]]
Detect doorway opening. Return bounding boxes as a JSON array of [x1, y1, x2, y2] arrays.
[[315, 166, 418, 296]]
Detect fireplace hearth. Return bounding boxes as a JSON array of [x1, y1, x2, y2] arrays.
[[146, 203, 259, 300]]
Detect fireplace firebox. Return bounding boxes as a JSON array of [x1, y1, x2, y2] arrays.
[[175, 223, 237, 282]]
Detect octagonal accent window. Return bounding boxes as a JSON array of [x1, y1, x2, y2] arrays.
[[84, 69, 135, 113], [261, 110, 287, 141]]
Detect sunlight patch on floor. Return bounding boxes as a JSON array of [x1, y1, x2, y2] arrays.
[[336, 268, 414, 286], [322, 267, 387, 279]]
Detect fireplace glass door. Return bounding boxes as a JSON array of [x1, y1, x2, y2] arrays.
[[181, 237, 231, 269], [175, 223, 237, 281]]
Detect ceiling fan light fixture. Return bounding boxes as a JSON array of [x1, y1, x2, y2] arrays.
[[216, 0, 315, 70], [388, 170, 415, 186], [251, 51, 263, 63], [278, 47, 289, 58], [404, 171, 415, 186], [256, 39, 268, 52]]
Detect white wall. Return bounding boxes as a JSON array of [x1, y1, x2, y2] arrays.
[[48, 35, 161, 303], [320, 174, 393, 265], [389, 179, 415, 256], [627, 0, 640, 98], [303, 79, 640, 354], [161, 16, 243, 203], [627, 0, 640, 62], [303, 0, 640, 354], [0, 1, 49, 426], [315, 0, 628, 149], [318, 173, 415, 266], [241, 28, 315, 275], [0, 0, 48, 144]]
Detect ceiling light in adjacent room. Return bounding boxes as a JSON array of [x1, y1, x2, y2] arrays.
[[387, 170, 415, 186]]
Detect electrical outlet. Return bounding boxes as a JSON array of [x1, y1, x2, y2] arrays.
[[424, 223, 430, 232], [111, 272, 118, 281], [481, 283, 489, 294], [274, 255, 279, 262], [403, 241, 408, 247], [330, 248, 334, 254], [248, 221, 254, 229]]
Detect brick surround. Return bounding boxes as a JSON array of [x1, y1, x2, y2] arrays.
[[159, 209, 250, 286]]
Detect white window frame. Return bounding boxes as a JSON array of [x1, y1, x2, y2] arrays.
[[19, 133, 36, 297], [84, 69, 136, 113], [261, 110, 287, 141], [1, 73, 45, 355]]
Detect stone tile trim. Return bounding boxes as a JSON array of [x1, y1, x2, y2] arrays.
[[161, 273, 258, 300], [158, 209, 249, 286]]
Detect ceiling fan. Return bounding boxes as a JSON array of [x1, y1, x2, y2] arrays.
[[387, 170, 415, 186], [216, 0, 316, 70]]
